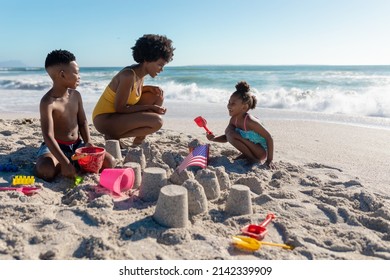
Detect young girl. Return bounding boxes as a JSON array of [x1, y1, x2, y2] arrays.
[[92, 34, 175, 146], [206, 81, 275, 168]]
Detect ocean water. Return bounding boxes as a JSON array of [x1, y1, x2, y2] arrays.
[[1, 65, 390, 128]]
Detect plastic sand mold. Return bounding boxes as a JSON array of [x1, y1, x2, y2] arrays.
[[12, 175, 35, 185], [194, 116, 213, 135], [241, 213, 276, 240], [231, 235, 294, 251], [99, 168, 134, 195]]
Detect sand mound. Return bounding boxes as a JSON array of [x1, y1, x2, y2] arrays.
[[1, 118, 389, 260]]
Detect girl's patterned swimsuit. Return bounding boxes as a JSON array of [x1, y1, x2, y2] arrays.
[[235, 113, 268, 151]]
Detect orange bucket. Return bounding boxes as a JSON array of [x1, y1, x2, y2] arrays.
[[73, 147, 105, 173]]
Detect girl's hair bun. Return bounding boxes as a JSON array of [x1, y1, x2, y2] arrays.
[[233, 81, 257, 109], [235, 81, 250, 93]]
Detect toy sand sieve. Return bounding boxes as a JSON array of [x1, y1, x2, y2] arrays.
[[72, 147, 105, 173]]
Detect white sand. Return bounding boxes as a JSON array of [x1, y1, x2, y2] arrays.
[[1, 104, 390, 260]]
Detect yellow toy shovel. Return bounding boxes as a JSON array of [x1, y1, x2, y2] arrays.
[[231, 235, 294, 251]]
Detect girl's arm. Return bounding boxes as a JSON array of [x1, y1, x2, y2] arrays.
[[206, 123, 234, 143], [207, 133, 227, 143]]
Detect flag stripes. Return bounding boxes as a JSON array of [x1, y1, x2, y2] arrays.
[[177, 144, 209, 173]]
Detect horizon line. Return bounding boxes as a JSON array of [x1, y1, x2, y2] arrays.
[[2, 64, 390, 68]]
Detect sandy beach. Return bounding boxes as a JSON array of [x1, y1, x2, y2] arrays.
[[1, 103, 390, 260]]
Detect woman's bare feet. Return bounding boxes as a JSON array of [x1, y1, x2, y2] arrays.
[[104, 135, 127, 149], [132, 136, 146, 146]]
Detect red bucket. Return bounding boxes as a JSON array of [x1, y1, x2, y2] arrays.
[[74, 147, 105, 173]]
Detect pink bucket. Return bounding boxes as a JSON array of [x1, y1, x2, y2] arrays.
[[99, 168, 135, 195]]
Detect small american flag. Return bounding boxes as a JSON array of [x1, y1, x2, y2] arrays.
[[177, 144, 209, 173]]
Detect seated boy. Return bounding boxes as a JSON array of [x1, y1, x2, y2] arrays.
[[34, 49, 115, 182]]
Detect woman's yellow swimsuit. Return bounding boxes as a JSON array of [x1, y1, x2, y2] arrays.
[[92, 69, 142, 120]]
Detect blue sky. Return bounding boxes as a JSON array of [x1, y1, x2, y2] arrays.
[[1, 0, 389, 67]]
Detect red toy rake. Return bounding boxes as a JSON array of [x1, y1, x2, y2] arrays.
[[194, 116, 213, 135], [241, 213, 276, 240]]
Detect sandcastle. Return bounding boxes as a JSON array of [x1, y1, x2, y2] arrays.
[[139, 167, 167, 202], [195, 169, 220, 200], [182, 179, 208, 216], [153, 184, 188, 228], [122, 162, 142, 189], [151, 173, 253, 228], [121, 141, 254, 229], [105, 140, 122, 162], [225, 184, 253, 216], [124, 146, 146, 169]]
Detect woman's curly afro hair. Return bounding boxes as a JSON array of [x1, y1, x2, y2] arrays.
[[132, 34, 175, 63]]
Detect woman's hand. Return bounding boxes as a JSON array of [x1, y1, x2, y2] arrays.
[[150, 104, 167, 114], [156, 87, 164, 97], [151, 86, 164, 97]]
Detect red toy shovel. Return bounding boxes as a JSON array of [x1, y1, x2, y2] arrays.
[[194, 116, 213, 135], [0, 186, 40, 196], [241, 213, 276, 240]]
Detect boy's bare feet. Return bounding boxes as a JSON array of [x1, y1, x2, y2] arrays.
[[234, 153, 247, 160]]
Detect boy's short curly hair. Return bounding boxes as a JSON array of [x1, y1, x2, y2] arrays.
[[132, 34, 175, 63], [45, 50, 76, 69], [233, 81, 257, 110]]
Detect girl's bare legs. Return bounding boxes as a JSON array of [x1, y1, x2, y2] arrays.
[[225, 125, 267, 163]]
